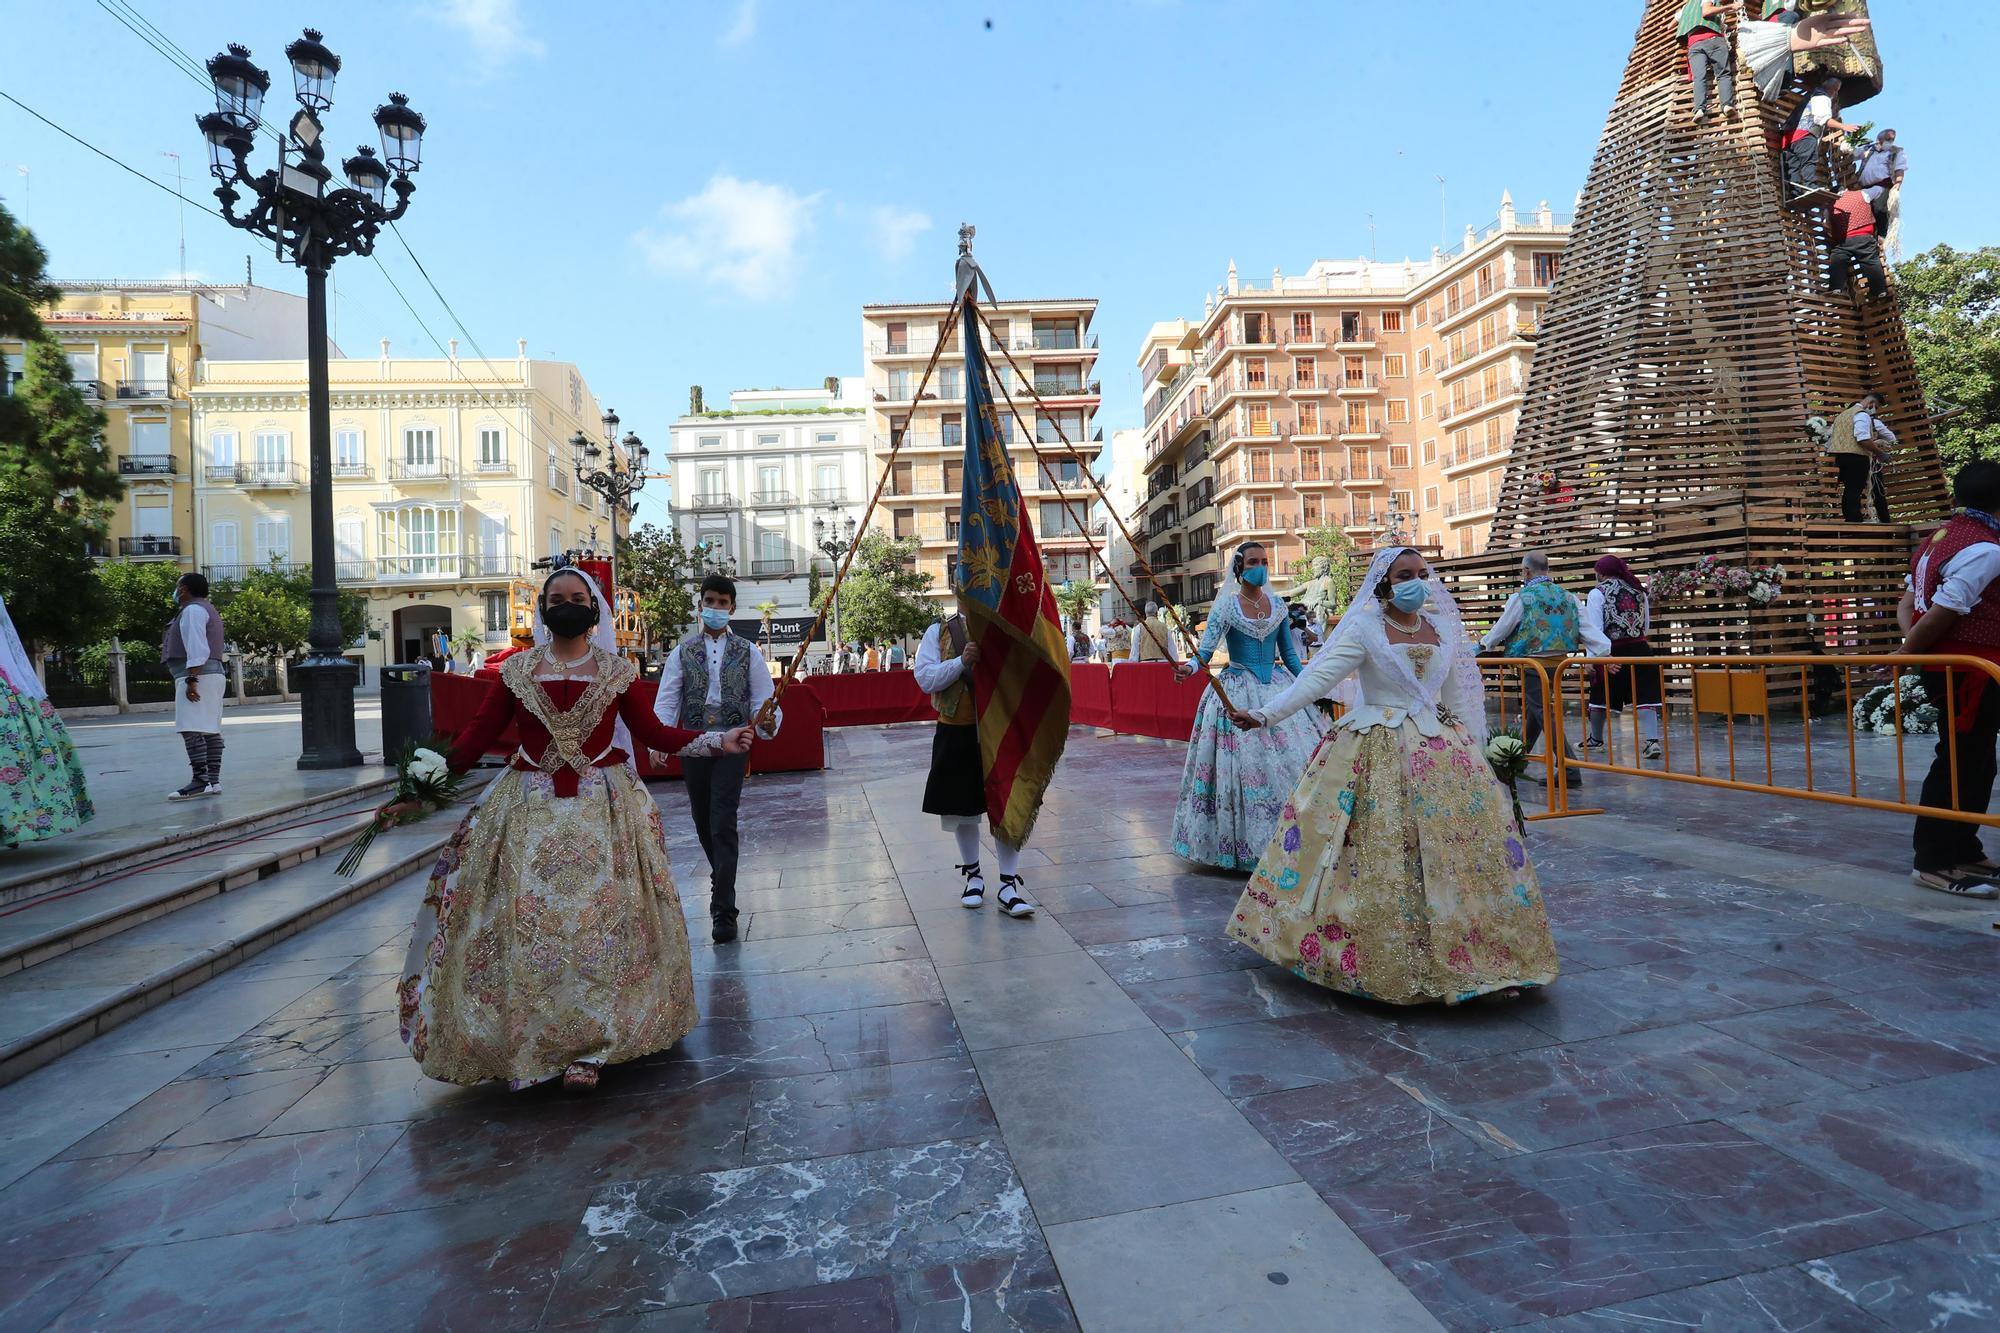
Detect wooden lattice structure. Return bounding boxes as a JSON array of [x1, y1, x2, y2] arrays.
[[1442, 0, 1946, 677]]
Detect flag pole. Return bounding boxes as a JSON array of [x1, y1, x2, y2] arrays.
[[969, 303, 1239, 717], [755, 299, 966, 731]]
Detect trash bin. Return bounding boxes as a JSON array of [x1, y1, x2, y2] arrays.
[[380, 663, 433, 764]]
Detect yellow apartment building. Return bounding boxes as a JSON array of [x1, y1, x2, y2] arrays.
[[1134, 196, 1569, 615], [190, 348, 616, 666], [861, 297, 1104, 601], [1, 281, 321, 569]]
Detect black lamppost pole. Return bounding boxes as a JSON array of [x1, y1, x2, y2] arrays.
[[198, 29, 426, 769], [812, 512, 857, 648], [569, 409, 649, 594]]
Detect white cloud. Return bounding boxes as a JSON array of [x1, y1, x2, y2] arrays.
[[719, 0, 758, 49], [635, 175, 820, 301], [436, 0, 545, 69], [868, 206, 933, 264]]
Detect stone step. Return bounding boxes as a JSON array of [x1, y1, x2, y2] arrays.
[[0, 795, 389, 978], [0, 773, 400, 908], [0, 805, 469, 1087]]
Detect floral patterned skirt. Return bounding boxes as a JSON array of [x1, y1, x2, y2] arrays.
[[0, 680, 93, 846], [1172, 669, 1328, 870], [398, 764, 698, 1087], [1225, 720, 1559, 1005]]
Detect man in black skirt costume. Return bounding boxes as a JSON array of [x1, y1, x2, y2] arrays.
[[911, 609, 1035, 918]]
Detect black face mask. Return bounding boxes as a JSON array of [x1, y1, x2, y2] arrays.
[[542, 601, 598, 640]]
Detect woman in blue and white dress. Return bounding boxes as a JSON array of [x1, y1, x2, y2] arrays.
[[1170, 542, 1328, 870]]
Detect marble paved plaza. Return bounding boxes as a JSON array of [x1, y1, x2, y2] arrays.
[[1, 725, 1996, 1330]]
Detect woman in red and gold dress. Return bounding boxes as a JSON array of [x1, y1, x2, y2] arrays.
[[398, 567, 752, 1091]]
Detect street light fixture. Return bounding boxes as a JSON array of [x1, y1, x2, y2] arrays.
[[199, 28, 425, 769], [569, 408, 649, 594], [812, 512, 858, 649]]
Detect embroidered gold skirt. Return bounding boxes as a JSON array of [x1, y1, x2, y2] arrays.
[[398, 764, 698, 1086]]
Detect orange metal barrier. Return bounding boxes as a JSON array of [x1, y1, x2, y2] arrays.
[[1481, 653, 2000, 828]]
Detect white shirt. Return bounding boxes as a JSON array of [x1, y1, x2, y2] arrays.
[[912, 621, 968, 694], [1914, 544, 2000, 616], [1854, 410, 1898, 448], [1802, 92, 1835, 134], [1477, 580, 1584, 655], [177, 603, 221, 672], [1578, 586, 1649, 657], [654, 631, 781, 737]]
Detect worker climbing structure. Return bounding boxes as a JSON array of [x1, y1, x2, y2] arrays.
[[1445, 0, 1945, 664]]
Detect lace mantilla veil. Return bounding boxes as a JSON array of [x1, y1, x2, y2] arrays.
[[1324, 546, 1488, 743]]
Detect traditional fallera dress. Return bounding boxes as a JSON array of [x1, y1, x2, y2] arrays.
[[1172, 593, 1327, 870], [0, 667, 94, 847], [398, 645, 727, 1087], [1224, 622, 1560, 1005]]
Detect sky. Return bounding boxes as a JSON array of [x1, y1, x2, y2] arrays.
[[3, 0, 1992, 533]]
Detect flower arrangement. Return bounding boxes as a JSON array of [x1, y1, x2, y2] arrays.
[[1650, 554, 1787, 608], [1485, 727, 1529, 829], [1852, 675, 1939, 736], [335, 740, 466, 877]]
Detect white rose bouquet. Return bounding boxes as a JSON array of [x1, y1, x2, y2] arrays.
[[1486, 727, 1530, 829], [335, 739, 467, 877]]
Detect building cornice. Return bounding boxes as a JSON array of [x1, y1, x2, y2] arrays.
[[191, 388, 534, 413]]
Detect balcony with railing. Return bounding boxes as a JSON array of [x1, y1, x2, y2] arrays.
[[1334, 321, 1377, 348], [810, 487, 850, 505], [1033, 378, 1101, 399], [687, 492, 738, 510], [219, 462, 305, 489], [1436, 262, 1550, 331], [1283, 325, 1331, 350], [1444, 487, 1500, 521], [749, 489, 796, 506], [1337, 416, 1383, 440], [473, 456, 511, 474], [1335, 373, 1381, 395], [115, 379, 173, 400], [751, 558, 796, 576], [117, 536, 182, 560], [334, 461, 375, 480], [1289, 370, 1329, 395], [1437, 378, 1524, 426], [1216, 464, 1293, 497], [1342, 464, 1388, 487], [118, 453, 176, 476], [388, 458, 455, 482], [1441, 433, 1515, 477]]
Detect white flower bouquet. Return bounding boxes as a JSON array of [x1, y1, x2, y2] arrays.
[[1486, 728, 1530, 828], [335, 740, 466, 877], [1851, 675, 1939, 736]]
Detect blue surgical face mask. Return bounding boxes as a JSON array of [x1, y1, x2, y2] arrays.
[[1390, 579, 1429, 613], [701, 608, 732, 632], [1240, 564, 1268, 587]]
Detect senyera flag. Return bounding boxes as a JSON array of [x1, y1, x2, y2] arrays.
[[953, 291, 1071, 845]]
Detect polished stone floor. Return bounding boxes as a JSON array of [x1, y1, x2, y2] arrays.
[[1, 724, 1995, 1331]]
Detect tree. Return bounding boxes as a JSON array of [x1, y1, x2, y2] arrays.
[[1054, 579, 1097, 632], [1896, 244, 2000, 472], [449, 626, 484, 658], [3, 339, 120, 510], [210, 558, 366, 650], [0, 202, 59, 450], [806, 561, 824, 620], [222, 584, 310, 659], [94, 561, 185, 647], [619, 522, 697, 644], [0, 477, 106, 652], [819, 531, 934, 645], [753, 599, 779, 656], [1290, 524, 1361, 622]]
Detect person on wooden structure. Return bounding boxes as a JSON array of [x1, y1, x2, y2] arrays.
[[1678, 0, 1736, 120], [1738, 4, 1874, 102], [1828, 187, 1889, 301], [1779, 75, 1861, 203], [654, 573, 783, 946], [1898, 460, 2000, 899], [912, 606, 1035, 919], [1479, 551, 1586, 787], [1169, 541, 1327, 870], [1828, 392, 1897, 522], [1581, 555, 1665, 761], [1859, 127, 1907, 240], [1223, 547, 1560, 1005]]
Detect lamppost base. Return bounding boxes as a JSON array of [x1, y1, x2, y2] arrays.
[[294, 655, 364, 769]]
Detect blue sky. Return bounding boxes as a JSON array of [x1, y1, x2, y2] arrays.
[[4, 1, 1990, 532]]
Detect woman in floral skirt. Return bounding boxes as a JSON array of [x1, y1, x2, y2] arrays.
[[1224, 547, 1559, 1005], [0, 594, 93, 847], [1169, 542, 1327, 870]]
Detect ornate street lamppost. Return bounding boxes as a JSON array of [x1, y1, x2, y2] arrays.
[[568, 408, 649, 594], [198, 29, 426, 769], [811, 512, 857, 650]]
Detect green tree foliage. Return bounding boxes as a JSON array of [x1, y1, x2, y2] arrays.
[[620, 522, 697, 644], [1053, 579, 1097, 630], [1897, 245, 2000, 472], [4, 340, 120, 510], [94, 561, 185, 646], [806, 562, 824, 621], [1290, 524, 1361, 620], [221, 584, 310, 659], [0, 202, 59, 448], [818, 531, 934, 644], [0, 477, 106, 651]]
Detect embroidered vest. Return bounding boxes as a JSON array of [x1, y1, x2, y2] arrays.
[[933, 616, 975, 727], [678, 632, 754, 728], [1597, 578, 1650, 641], [1501, 578, 1582, 658], [1826, 405, 1873, 457], [500, 646, 639, 775], [1912, 517, 2000, 647], [161, 597, 227, 674]]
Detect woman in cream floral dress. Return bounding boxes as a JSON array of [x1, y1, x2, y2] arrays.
[[1225, 547, 1559, 1005]]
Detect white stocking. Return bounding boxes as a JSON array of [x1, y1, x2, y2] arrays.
[[953, 822, 982, 866], [995, 839, 1021, 878]]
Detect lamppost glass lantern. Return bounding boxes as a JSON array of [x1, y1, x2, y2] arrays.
[[206, 43, 271, 132], [197, 111, 250, 180], [284, 28, 341, 111], [373, 93, 426, 173], [342, 145, 389, 204]]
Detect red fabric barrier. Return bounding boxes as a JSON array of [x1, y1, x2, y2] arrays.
[[424, 671, 825, 778], [1105, 662, 1210, 742], [804, 669, 938, 727], [1069, 662, 1113, 729]]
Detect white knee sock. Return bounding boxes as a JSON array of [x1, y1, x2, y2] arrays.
[[953, 822, 982, 866], [995, 839, 1021, 878]]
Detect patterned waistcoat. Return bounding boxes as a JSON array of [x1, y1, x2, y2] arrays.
[[679, 632, 754, 727], [1500, 578, 1582, 658], [934, 616, 975, 727]]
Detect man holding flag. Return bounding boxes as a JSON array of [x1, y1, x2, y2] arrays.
[[910, 229, 1073, 918]]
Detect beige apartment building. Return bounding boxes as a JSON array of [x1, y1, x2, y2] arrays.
[[1135, 196, 1569, 614], [861, 298, 1103, 601], [190, 347, 616, 666], [1, 281, 323, 570]]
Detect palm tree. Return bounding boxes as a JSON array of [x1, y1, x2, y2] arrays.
[[753, 599, 779, 659]]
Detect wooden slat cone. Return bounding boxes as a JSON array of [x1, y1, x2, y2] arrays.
[[1440, 0, 1942, 682]]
